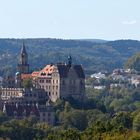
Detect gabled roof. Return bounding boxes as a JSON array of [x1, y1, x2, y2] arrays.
[[32, 64, 85, 79], [38, 65, 54, 77], [73, 65, 85, 78], [57, 64, 85, 78], [4, 103, 39, 117], [57, 64, 69, 78]]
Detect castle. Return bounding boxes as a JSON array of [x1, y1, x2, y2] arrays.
[[0, 42, 85, 125]]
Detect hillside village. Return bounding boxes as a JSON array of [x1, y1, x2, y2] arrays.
[[1, 42, 140, 139], [0, 42, 140, 125], [87, 68, 140, 90]]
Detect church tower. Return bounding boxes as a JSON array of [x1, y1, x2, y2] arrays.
[[17, 42, 29, 74]]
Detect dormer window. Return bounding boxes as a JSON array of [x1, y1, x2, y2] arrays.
[[41, 73, 46, 76]]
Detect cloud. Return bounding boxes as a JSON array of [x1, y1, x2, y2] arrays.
[[122, 20, 137, 25]]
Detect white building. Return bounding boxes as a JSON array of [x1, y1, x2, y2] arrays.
[[90, 72, 106, 79]]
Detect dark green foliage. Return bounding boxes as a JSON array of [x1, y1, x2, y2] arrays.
[[0, 111, 8, 124], [125, 52, 140, 71], [23, 78, 33, 89], [133, 111, 140, 131], [60, 110, 88, 131], [1, 39, 140, 76]]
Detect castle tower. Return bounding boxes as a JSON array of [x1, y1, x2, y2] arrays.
[[15, 72, 21, 87], [67, 55, 72, 67], [17, 42, 29, 74]]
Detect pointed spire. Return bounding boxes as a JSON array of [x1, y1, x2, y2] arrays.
[[21, 41, 27, 55]]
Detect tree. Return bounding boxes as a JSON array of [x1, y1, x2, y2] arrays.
[[125, 52, 140, 71], [23, 78, 33, 89], [133, 112, 140, 131], [60, 110, 88, 131], [0, 111, 8, 124], [60, 129, 81, 140]]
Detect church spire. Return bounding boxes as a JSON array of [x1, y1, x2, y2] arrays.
[[20, 42, 28, 65], [17, 42, 29, 74], [21, 42, 27, 55]]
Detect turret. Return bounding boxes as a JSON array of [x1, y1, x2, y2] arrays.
[[15, 72, 21, 87], [67, 55, 72, 67]]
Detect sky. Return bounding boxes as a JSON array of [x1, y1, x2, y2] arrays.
[[0, 0, 139, 40]]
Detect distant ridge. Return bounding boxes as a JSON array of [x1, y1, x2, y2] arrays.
[[76, 39, 108, 43], [0, 38, 140, 76]]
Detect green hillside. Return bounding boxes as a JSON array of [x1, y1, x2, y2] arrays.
[[125, 52, 140, 71], [0, 38, 140, 76]]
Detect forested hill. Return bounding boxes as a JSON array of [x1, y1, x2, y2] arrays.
[[0, 38, 140, 76]]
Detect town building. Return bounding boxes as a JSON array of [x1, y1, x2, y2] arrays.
[[3, 100, 55, 125], [32, 59, 85, 102]]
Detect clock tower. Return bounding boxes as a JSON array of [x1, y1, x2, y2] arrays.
[[17, 42, 29, 74]]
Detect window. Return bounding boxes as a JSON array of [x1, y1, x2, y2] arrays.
[[40, 79, 45, 83], [46, 79, 51, 83], [41, 73, 46, 76]]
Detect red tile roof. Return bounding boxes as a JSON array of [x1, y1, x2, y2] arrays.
[[31, 71, 39, 77], [38, 65, 55, 77]]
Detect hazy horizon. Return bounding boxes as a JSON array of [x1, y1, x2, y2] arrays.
[[0, 38, 139, 42]]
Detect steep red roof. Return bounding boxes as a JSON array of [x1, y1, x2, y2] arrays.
[[38, 65, 55, 77], [31, 71, 39, 77]]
